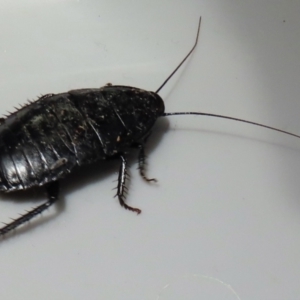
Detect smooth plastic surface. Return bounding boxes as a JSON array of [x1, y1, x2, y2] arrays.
[[0, 1, 300, 299]]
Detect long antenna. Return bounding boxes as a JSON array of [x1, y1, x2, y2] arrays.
[[163, 112, 300, 139], [159, 18, 300, 140], [155, 17, 201, 94]]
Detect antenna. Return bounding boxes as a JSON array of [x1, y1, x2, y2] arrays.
[[163, 112, 300, 139], [155, 17, 201, 94], [160, 17, 300, 141]]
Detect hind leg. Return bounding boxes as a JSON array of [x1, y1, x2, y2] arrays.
[[0, 181, 60, 236]]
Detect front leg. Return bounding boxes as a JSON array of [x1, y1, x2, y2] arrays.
[[115, 154, 141, 214], [133, 142, 157, 183]]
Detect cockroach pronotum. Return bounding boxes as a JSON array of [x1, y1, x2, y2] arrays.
[[0, 17, 299, 237]]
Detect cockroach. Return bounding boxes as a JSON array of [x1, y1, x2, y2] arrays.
[[0, 17, 299, 236]]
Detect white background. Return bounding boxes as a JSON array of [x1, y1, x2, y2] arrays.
[[0, 1, 300, 299]]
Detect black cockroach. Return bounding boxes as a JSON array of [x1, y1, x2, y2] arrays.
[[0, 17, 299, 236]]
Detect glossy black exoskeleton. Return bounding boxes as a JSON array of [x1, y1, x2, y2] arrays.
[[0, 86, 164, 191], [1, 17, 299, 236], [0, 86, 164, 235]]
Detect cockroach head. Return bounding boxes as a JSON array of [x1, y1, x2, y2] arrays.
[[151, 92, 165, 117]]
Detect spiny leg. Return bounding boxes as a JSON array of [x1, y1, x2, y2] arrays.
[[136, 143, 157, 183], [115, 154, 141, 214], [0, 181, 60, 236]]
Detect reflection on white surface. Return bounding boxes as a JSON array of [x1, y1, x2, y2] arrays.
[[157, 274, 241, 300]]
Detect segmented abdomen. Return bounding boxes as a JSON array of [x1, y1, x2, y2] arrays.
[[0, 93, 106, 191]]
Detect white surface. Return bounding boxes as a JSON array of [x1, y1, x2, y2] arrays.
[[0, 1, 300, 299]]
